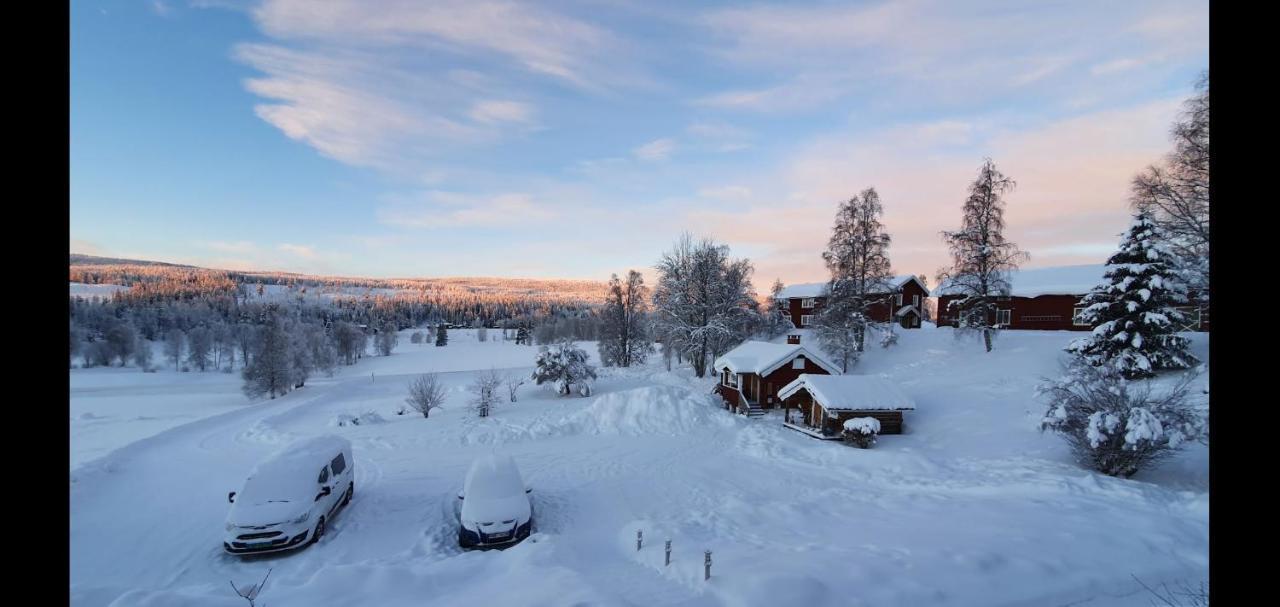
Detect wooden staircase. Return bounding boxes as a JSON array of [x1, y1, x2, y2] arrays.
[[742, 402, 765, 418]]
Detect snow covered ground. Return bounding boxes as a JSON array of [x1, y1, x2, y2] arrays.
[[69, 327, 1209, 607]]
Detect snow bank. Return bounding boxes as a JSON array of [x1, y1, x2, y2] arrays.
[[330, 411, 387, 427], [546, 386, 736, 436]]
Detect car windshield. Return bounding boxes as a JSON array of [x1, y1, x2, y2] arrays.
[[238, 462, 319, 505], [464, 455, 523, 500]]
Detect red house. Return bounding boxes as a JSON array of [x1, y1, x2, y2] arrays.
[[933, 264, 1210, 332], [774, 275, 930, 330], [712, 341, 841, 417]]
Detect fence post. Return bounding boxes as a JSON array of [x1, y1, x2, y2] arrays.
[[636, 529, 643, 551], [665, 539, 672, 566], [704, 550, 712, 581]]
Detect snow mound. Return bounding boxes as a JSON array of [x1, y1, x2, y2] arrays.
[[330, 411, 387, 427], [550, 386, 735, 436], [76, 412, 99, 421]]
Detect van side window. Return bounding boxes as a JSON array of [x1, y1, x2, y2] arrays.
[[318, 466, 330, 484], [330, 453, 347, 475]]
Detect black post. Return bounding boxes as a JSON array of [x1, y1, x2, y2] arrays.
[[636, 529, 643, 551], [665, 539, 671, 566], [704, 550, 712, 581]]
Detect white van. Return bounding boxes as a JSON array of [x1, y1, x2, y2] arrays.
[[224, 435, 354, 555]]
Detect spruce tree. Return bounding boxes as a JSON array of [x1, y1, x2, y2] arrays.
[[435, 324, 448, 346], [1066, 213, 1199, 379]]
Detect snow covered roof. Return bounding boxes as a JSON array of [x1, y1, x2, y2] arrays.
[[932, 264, 1106, 298], [241, 435, 351, 501], [778, 374, 916, 411], [776, 275, 925, 300], [894, 304, 919, 318], [713, 341, 841, 376]]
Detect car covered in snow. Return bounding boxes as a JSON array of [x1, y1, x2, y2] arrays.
[[224, 435, 354, 555], [457, 454, 533, 549]]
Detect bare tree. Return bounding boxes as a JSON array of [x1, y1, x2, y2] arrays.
[[814, 187, 894, 370], [405, 373, 448, 418], [937, 158, 1029, 352], [1131, 71, 1209, 304], [164, 328, 185, 370], [598, 270, 654, 367], [471, 369, 503, 417], [505, 374, 525, 402]]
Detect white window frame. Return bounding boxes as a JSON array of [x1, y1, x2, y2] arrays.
[[792, 357, 805, 370], [801, 298, 815, 309], [913, 294, 920, 309], [725, 371, 738, 388], [1072, 307, 1089, 327], [895, 293, 903, 306], [995, 309, 1011, 326], [801, 314, 813, 327]]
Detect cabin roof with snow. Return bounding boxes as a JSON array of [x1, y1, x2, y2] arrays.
[[775, 275, 926, 300], [932, 264, 1106, 298], [713, 341, 840, 376], [778, 374, 916, 411]]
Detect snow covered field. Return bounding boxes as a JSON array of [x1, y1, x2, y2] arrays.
[[69, 327, 1209, 607]]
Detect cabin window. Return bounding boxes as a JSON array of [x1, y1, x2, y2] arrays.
[[1072, 307, 1089, 326], [895, 293, 903, 306], [913, 294, 920, 309], [996, 309, 1011, 326], [725, 372, 738, 388], [801, 314, 813, 327], [792, 357, 805, 370], [801, 298, 816, 309]]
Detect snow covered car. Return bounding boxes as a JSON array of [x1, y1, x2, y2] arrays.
[[457, 454, 533, 549], [224, 435, 355, 555]]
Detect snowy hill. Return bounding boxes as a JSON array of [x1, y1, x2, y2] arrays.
[[70, 328, 1209, 606]]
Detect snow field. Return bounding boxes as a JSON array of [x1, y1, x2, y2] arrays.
[[70, 327, 1209, 606]]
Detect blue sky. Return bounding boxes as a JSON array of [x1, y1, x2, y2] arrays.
[[71, 0, 1208, 284]]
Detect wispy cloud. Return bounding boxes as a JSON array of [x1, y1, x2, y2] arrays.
[[468, 100, 535, 125], [633, 138, 676, 161], [377, 191, 555, 229], [278, 243, 317, 258], [202, 240, 260, 254]]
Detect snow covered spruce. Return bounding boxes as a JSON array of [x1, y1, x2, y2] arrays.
[[1066, 212, 1199, 379], [531, 341, 598, 397], [1038, 358, 1206, 478]]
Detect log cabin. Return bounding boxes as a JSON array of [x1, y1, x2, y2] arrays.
[[777, 374, 916, 437], [775, 275, 929, 331], [933, 264, 1210, 332], [712, 341, 840, 417]]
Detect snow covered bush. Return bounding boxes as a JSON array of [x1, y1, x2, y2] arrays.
[[879, 327, 899, 348], [842, 417, 880, 448], [375, 321, 398, 356], [1038, 358, 1205, 478], [410, 331, 424, 344], [1065, 212, 1199, 379], [532, 341, 598, 397], [471, 369, 503, 417]]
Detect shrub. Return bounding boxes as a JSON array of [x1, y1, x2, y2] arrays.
[[1038, 358, 1205, 478], [842, 417, 880, 448]]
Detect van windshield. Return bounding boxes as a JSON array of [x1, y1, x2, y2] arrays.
[[239, 462, 321, 504]]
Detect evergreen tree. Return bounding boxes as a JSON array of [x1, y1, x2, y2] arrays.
[[435, 324, 448, 346], [813, 187, 894, 370], [937, 158, 1029, 352], [1066, 213, 1199, 379], [515, 325, 531, 345], [532, 341, 598, 396], [598, 270, 654, 367], [242, 315, 292, 399]]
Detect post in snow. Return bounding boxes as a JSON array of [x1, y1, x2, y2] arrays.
[[665, 539, 672, 566], [704, 550, 712, 580], [636, 529, 643, 551]]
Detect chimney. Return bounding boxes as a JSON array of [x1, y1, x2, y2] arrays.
[[787, 334, 801, 345]]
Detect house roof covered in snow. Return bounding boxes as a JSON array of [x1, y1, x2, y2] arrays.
[[713, 341, 840, 376], [776, 275, 925, 300], [894, 304, 919, 318], [932, 264, 1106, 298], [778, 374, 916, 411]]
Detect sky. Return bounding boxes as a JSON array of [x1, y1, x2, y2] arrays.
[[70, 0, 1208, 285]]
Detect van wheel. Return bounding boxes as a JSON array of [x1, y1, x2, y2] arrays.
[[311, 517, 326, 544], [343, 483, 353, 506]]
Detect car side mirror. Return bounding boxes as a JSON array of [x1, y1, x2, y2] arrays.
[[228, 491, 236, 504], [316, 487, 331, 501], [456, 492, 465, 500], [525, 486, 532, 494]]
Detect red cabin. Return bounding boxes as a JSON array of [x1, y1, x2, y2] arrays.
[[774, 275, 930, 330], [712, 341, 841, 416]]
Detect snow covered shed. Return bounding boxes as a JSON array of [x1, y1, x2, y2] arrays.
[[774, 275, 929, 331], [712, 341, 840, 415], [778, 374, 915, 436]]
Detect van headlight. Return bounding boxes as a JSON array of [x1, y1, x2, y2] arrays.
[[291, 511, 311, 525]]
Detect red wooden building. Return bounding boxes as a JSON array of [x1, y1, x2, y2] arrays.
[[933, 264, 1210, 332], [778, 374, 916, 437], [712, 341, 841, 417], [775, 275, 930, 330]]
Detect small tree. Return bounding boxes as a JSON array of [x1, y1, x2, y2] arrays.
[[187, 326, 213, 371], [164, 329, 185, 370], [376, 321, 399, 356], [242, 316, 292, 400], [132, 334, 154, 370], [515, 325, 531, 346], [842, 417, 880, 448], [1038, 358, 1205, 478], [436, 324, 448, 347], [1065, 212, 1199, 379], [506, 374, 525, 402], [405, 373, 448, 418], [478, 326, 488, 342], [105, 322, 137, 367], [532, 341, 598, 396], [471, 369, 503, 417], [410, 331, 424, 345]]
